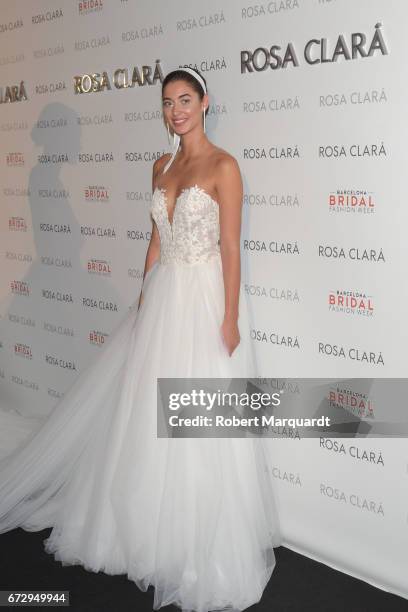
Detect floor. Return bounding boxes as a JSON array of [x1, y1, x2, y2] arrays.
[[0, 528, 406, 612]]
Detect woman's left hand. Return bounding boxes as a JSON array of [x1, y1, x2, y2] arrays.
[[220, 317, 240, 356]]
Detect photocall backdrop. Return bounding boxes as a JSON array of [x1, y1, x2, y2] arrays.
[[0, 0, 407, 600]]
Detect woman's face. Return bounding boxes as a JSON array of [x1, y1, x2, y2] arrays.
[[162, 79, 207, 136]]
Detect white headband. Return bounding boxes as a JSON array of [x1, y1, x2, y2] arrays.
[[162, 68, 207, 174], [176, 67, 207, 94]]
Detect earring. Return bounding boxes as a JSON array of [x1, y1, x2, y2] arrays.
[[203, 108, 206, 134], [166, 122, 171, 144]]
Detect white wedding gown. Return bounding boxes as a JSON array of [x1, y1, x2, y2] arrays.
[[0, 185, 281, 612]]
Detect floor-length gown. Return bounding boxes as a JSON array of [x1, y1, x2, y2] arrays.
[[0, 184, 281, 612]]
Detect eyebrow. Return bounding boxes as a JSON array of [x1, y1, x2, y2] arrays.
[[162, 93, 192, 101]]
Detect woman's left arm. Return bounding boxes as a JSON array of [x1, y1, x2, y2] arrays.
[[216, 155, 243, 356]]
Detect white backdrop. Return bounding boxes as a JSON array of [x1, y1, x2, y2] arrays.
[[0, 0, 407, 601]]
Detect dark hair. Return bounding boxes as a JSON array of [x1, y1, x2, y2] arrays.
[[162, 67, 207, 101]]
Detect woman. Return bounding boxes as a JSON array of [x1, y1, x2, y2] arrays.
[[141, 68, 241, 361], [0, 68, 280, 612]]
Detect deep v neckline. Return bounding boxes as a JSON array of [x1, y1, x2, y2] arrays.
[[156, 187, 183, 231], [154, 185, 219, 232]]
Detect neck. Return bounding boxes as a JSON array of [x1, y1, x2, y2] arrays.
[[179, 127, 208, 158]]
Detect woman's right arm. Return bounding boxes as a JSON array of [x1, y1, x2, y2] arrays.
[[137, 157, 167, 310]]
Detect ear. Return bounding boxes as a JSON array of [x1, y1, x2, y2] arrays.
[[202, 92, 209, 112]]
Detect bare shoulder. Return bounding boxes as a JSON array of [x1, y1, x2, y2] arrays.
[[211, 146, 242, 194], [152, 153, 171, 186], [212, 146, 240, 176]]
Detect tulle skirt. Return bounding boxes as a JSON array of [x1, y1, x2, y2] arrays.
[[0, 255, 281, 612]]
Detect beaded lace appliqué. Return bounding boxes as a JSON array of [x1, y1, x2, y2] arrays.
[[150, 185, 221, 265]]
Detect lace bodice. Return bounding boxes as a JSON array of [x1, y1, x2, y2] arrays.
[[150, 185, 221, 265]]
